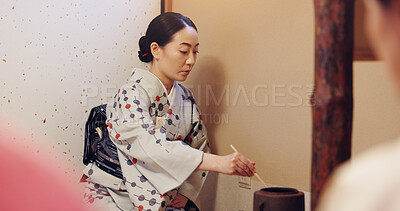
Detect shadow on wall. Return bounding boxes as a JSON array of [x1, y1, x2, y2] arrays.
[[186, 56, 227, 154], [185, 56, 226, 210]]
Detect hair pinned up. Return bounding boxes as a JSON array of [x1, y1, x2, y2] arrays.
[[138, 12, 197, 63], [138, 36, 152, 62]]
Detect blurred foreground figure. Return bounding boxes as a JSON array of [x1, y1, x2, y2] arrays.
[[0, 134, 91, 211], [318, 140, 400, 211], [318, 0, 400, 210]]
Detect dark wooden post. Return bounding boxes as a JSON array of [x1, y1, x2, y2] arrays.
[[161, 0, 165, 14], [311, 0, 354, 210]]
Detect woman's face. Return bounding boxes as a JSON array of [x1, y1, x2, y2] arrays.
[[363, 0, 400, 89], [152, 26, 199, 84]]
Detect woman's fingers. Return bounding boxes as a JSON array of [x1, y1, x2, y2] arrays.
[[238, 155, 256, 175], [235, 159, 252, 176], [234, 162, 250, 176], [168, 193, 188, 208], [232, 153, 256, 177]]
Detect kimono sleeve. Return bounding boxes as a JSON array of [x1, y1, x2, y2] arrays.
[[106, 83, 204, 195]]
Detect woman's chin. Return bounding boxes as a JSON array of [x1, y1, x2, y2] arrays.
[[175, 75, 189, 82]]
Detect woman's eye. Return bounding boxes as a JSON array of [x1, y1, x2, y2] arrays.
[[179, 50, 199, 54]]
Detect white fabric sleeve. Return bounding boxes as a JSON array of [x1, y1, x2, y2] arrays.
[[106, 84, 204, 194]]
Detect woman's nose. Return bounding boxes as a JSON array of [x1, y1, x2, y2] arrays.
[[186, 52, 196, 65]]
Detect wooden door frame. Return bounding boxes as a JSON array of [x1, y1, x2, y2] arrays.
[[161, 0, 172, 14]]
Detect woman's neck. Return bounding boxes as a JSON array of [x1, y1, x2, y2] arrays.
[[149, 65, 173, 94]]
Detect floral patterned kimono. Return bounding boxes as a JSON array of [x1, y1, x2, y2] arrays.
[[83, 68, 210, 211]]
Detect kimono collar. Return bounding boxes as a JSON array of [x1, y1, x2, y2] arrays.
[[149, 71, 176, 101], [129, 68, 176, 101]]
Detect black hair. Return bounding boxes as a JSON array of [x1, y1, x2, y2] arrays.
[[138, 12, 197, 63], [378, 0, 392, 7]]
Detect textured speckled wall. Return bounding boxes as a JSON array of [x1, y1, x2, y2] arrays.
[[0, 0, 159, 182]]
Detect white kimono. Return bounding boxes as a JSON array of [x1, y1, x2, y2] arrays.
[[83, 68, 210, 211]]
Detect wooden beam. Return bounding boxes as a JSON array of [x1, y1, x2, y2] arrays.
[[311, 0, 354, 210], [161, 0, 165, 14], [161, 0, 172, 14], [354, 49, 377, 61], [165, 0, 172, 12]]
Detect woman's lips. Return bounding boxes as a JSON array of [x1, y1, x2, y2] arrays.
[[181, 70, 191, 75]]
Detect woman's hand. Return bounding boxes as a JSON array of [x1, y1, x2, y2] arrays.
[[168, 193, 188, 208], [217, 152, 256, 177], [197, 153, 256, 177]]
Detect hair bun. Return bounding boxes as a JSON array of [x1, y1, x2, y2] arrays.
[[138, 36, 153, 63], [138, 50, 152, 63]]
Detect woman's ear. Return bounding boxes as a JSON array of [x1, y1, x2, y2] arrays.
[[150, 42, 160, 60]]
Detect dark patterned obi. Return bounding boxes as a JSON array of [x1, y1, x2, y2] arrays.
[[83, 104, 123, 179]]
